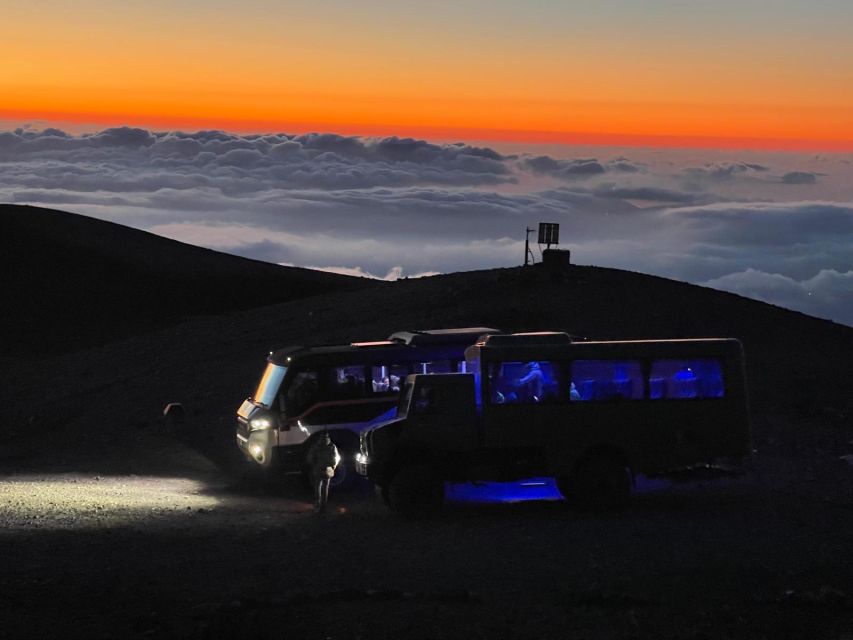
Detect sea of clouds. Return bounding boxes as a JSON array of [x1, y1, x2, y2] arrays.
[[1, 126, 851, 325]]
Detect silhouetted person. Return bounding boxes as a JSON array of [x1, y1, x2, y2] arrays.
[[306, 431, 340, 513]]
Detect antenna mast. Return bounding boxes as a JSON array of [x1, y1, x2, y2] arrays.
[[524, 227, 535, 266]]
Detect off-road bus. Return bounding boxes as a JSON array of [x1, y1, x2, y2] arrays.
[[236, 327, 498, 486], [357, 332, 750, 510]]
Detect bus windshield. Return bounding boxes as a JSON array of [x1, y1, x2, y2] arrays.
[[254, 364, 287, 408]]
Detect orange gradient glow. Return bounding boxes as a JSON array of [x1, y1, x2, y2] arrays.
[[3, 1, 852, 150]]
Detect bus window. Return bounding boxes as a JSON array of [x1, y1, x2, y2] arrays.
[[371, 364, 409, 394], [649, 359, 724, 399], [285, 370, 320, 416], [329, 365, 367, 399], [489, 361, 559, 404], [570, 360, 643, 401]]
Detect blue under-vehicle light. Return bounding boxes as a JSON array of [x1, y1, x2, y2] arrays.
[[443, 474, 670, 504], [445, 478, 561, 503]]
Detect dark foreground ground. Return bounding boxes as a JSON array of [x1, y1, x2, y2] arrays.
[[1, 447, 852, 640], [2, 262, 852, 639]]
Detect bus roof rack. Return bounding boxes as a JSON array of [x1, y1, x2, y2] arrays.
[[482, 332, 573, 347], [389, 327, 500, 346]]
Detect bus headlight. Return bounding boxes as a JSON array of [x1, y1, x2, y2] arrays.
[[249, 417, 273, 431], [249, 444, 266, 463]]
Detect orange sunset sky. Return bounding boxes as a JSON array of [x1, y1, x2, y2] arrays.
[[3, 0, 852, 150]]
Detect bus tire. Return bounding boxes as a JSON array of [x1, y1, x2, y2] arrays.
[[560, 453, 631, 510], [387, 464, 443, 515]]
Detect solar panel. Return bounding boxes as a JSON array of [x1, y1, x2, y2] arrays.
[[538, 222, 559, 246]]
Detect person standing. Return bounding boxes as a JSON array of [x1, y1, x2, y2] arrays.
[[306, 431, 340, 513]]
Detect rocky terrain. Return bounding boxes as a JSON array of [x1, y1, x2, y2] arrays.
[[1, 206, 852, 639]]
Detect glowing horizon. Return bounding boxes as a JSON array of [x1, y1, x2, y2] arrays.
[[4, 107, 852, 153], [3, 0, 852, 151]]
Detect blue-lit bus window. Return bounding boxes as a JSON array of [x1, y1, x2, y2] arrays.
[[489, 361, 559, 404], [570, 360, 643, 401], [649, 359, 724, 399], [371, 364, 408, 394]]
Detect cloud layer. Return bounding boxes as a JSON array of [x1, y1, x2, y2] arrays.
[[2, 126, 852, 326]]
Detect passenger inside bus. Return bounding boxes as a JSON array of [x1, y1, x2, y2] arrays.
[[569, 382, 581, 401], [517, 361, 545, 402], [371, 365, 407, 394], [491, 361, 558, 404]]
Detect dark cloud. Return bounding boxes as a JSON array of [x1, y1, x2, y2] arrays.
[[781, 171, 818, 185], [610, 161, 642, 173], [666, 202, 853, 249], [683, 162, 769, 180], [522, 156, 606, 178], [91, 127, 156, 148], [10, 189, 136, 207], [591, 185, 703, 204], [520, 155, 646, 180]]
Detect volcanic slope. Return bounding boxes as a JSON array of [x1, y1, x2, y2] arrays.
[[0, 204, 372, 356]]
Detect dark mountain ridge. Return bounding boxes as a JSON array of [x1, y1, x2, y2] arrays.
[[0, 204, 373, 356]]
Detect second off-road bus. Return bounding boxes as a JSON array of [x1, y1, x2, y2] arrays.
[[357, 332, 750, 510]]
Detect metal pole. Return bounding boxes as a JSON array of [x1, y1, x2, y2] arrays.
[[524, 227, 534, 266]]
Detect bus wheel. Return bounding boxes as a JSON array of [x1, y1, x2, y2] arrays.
[[561, 454, 631, 510], [387, 464, 443, 515]]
